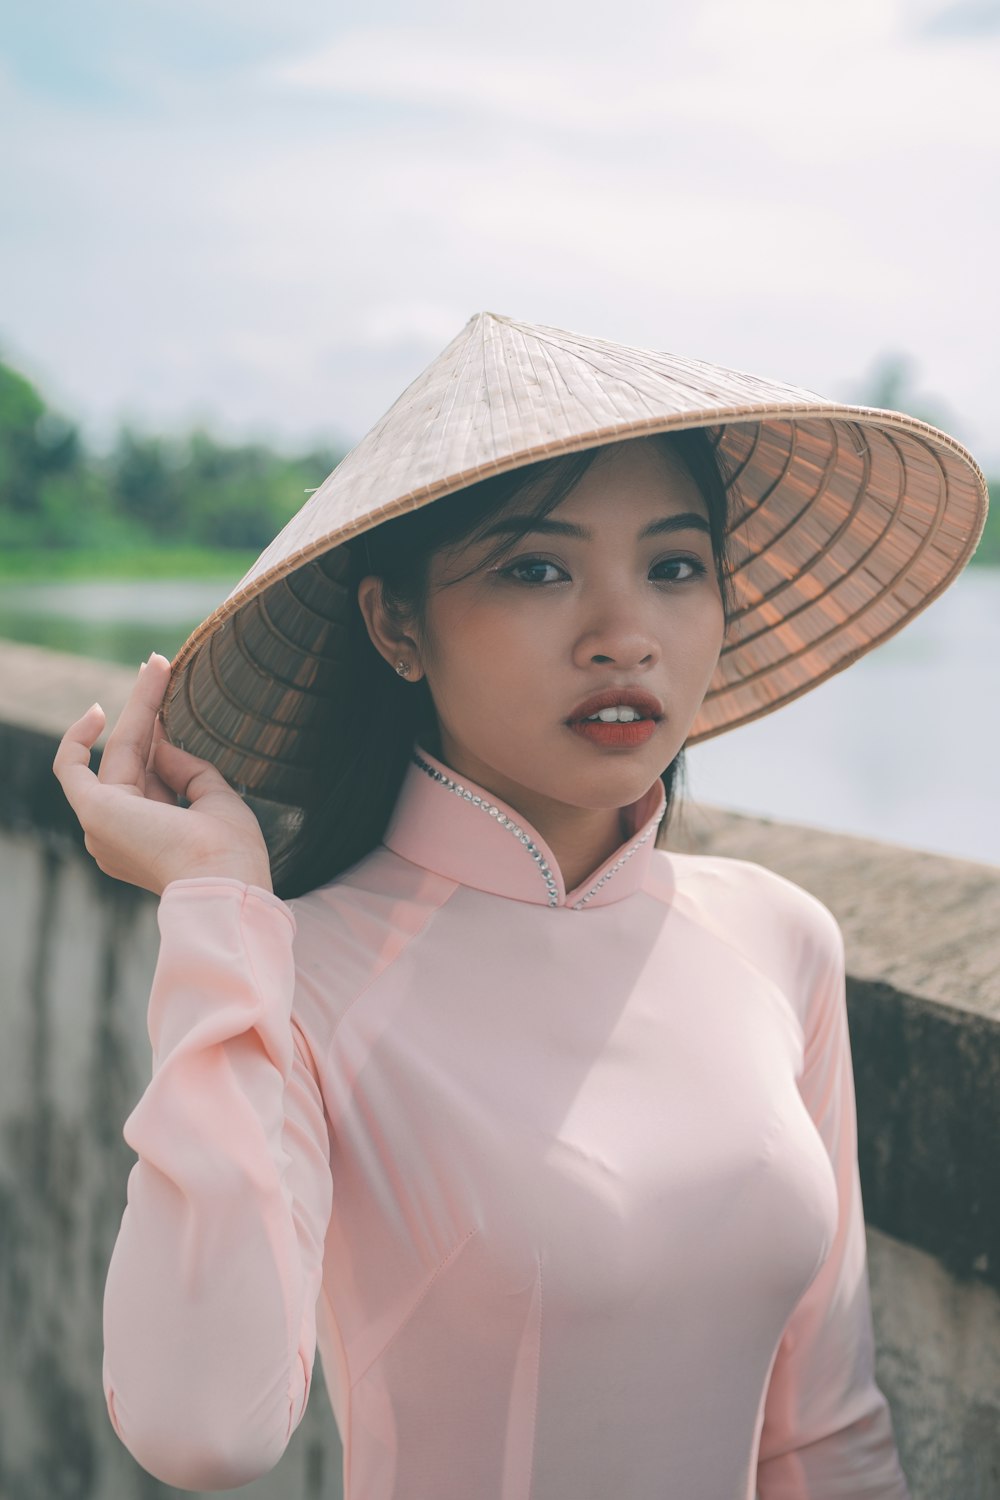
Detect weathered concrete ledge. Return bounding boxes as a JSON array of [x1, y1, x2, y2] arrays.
[[0, 640, 138, 847]]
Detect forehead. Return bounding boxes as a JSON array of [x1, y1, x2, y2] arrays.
[[520, 437, 709, 520]]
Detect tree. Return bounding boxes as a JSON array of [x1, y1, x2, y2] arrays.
[[0, 360, 104, 547]]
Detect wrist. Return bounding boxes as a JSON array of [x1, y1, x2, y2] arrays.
[[161, 861, 273, 894]]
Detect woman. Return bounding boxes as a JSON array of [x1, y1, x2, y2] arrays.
[[53, 312, 987, 1498]]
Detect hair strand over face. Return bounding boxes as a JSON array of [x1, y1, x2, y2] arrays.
[[276, 430, 737, 898]]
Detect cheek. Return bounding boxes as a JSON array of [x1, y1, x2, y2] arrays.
[[420, 594, 551, 705], [657, 582, 724, 640], [697, 593, 728, 663]]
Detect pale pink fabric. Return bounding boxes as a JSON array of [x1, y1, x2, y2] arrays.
[[103, 743, 911, 1498]]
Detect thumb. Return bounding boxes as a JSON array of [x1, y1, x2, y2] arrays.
[[153, 739, 235, 804]]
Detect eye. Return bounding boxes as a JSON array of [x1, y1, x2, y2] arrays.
[[496, 557, 569, 585], [651, 555, 708, 583]]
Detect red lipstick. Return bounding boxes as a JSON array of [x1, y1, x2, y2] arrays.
[[565, 686, 663, 751], [569, 718, 658, 748]]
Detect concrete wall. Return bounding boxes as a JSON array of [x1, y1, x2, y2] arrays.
[[1, 640, 998, 1500]]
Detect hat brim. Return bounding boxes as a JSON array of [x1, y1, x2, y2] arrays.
[[161, 314, 989, 878]]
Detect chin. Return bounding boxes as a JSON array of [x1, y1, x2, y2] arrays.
[[557, 764, 665, 808]]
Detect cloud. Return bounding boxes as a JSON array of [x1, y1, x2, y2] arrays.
[[0, 1, 996, 466], [265, 9, 1000, 157]]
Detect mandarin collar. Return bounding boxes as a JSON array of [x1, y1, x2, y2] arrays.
[[381, 744, 667, 910]]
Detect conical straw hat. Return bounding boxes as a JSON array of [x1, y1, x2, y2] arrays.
[[162, 310, 989, 874]]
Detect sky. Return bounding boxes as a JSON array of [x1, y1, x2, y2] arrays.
[[2, 0, 999, 466]]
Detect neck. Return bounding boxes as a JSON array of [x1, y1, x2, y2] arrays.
[[431, 736, 632, 892], [519, 799, 630, 892]]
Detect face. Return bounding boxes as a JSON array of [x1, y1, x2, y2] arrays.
[[362, 438, 727, 824]]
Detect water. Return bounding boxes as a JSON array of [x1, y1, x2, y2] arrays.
[[684, 567, 1000, 867], [2, 568, 998, 867], [0, 578, 234, 665]]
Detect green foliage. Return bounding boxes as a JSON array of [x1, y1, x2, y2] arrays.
[[972, 506, 999, 566], [0, 363, 95, 545], [0, 354, 342, 563]]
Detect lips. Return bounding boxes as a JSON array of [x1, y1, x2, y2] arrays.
[[566, 687, 664, 724], [569, 717, 658, 749]]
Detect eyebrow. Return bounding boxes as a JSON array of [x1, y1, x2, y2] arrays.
[[477, 512, 712, 542]]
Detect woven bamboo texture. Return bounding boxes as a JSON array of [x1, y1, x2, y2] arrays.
[[162, 311, 989, 873]]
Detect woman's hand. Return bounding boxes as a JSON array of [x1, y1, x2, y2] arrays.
[[53, 653, 274, 896]]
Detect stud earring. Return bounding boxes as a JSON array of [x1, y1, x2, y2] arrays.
[[395, 660, 412, 677]]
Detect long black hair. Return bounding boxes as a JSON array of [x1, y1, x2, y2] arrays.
[[279, 429, 737, 899]]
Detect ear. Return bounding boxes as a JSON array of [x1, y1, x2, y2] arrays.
[[356, 575, 425, 682]]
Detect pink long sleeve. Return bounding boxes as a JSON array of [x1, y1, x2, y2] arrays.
[[102, 878, 334, 1490], [99, 750, 913, 1497], [756, 911, 911, 1499]]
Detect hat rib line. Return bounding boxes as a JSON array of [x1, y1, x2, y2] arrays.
[[725, 430, 884, 644], [712, 431, 951, 685], [252, 588, 343, 663], [723, 426, 914, 656], [722, 420, 808, 581], [229, 606, 332, 698], [716, 421, 764, 501], [530, 332, 665, 422], [280, 566, 352, 632], [202, 624, 325, 730], [726, 422, 870, 625], [177, 652, 313, 772], [530, 333, 616, 430], [425, 314, 488, 481]]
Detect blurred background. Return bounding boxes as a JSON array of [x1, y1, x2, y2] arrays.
[[1, 0, 997, 867]]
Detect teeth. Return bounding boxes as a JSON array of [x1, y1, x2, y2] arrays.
[[585, 706, 644, 723]]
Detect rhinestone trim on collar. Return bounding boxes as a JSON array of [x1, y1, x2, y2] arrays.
[[410, 752, 662, 910], [411, 753, 560, 906], [569, 823, 658, 910]]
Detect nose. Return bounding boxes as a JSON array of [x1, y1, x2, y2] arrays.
[[572, 595, 661, 670]]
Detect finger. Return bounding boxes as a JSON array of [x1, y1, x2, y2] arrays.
[[144, 714, 177, 805], [144, 726, 176, 810], [98, 653, 171, 789], [153, 740, 234, 804], [52, 703, 106, 814], [146, 711, 164, 765]]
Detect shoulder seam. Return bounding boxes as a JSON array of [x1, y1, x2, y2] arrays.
[[663, 894, 789, 1000], [649, 853, 841, 999], [661, 850, 838, 927]]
